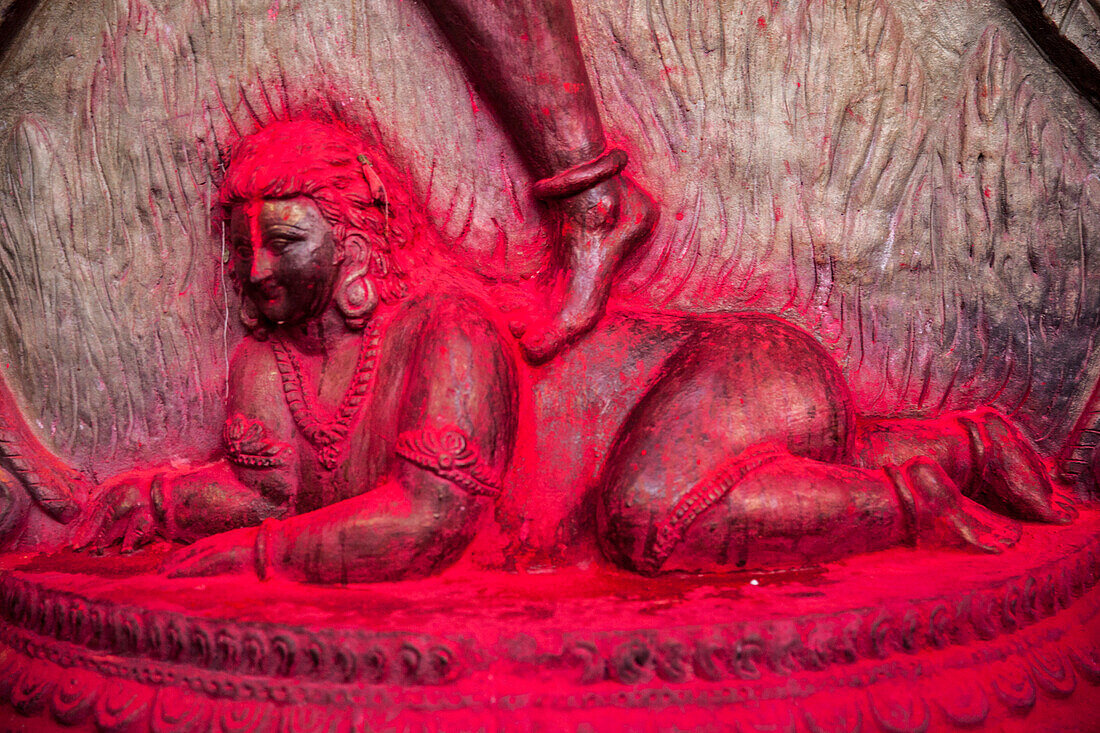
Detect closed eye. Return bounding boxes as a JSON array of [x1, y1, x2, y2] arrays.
[[266, 234, 306, 253]]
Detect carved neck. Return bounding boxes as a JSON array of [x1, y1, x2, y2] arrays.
[[274, 307, 360, 357]]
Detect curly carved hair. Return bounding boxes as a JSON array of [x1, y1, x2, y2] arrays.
[[218, 120, 434, 331]]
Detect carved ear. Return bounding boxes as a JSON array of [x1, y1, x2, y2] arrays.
[[334, 254, 379, 330], [240, 295, 261, 331], [239, 295, 270, 340]]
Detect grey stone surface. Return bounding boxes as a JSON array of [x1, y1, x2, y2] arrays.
[[0, 0, 1097, 478]]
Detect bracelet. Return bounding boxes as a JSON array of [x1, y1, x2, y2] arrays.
[[531, 148, 629, 200], [884, 465, 919, 546], [957, 415, 988, 497], [254, 517, 280, 581], [149, 473, 172, 534]]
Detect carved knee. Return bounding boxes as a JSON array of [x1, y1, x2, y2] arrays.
[[598, 444, 788, 575], [596, 471, 654, 575]]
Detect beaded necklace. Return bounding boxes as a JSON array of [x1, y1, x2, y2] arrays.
[[271, 322, 381, 470]]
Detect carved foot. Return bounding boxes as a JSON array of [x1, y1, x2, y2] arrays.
[[961, 409, 1074, 524], [891, 456, 1021, 553], [515, 175, 658, 364], [0, 467, 29, 550]]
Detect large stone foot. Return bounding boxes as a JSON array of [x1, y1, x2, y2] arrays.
[[960, 408, 1074, 524], [515, 174, 658, 364], [891, 456, 1021, 553]]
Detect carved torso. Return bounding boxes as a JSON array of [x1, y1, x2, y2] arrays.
[[225, 285, 514, 516]]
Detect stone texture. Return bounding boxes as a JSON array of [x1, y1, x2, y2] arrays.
[[0, 0, 1097, 479]]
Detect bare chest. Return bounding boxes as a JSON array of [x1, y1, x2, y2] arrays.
[[268, 330, 402, 512]]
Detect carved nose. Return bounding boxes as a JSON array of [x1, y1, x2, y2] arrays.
[[250, 249, 274, 283]]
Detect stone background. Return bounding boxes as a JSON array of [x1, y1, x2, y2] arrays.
[[0, 0, 1098, 480]]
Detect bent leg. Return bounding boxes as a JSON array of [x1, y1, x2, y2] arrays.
[[597, 320, 1020, 576], [599, 446, 1019, 575], [852, 413, 975, 485]]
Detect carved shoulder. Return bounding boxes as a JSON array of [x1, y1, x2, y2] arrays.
[[227, 337, 292, 432], [392, 292, 518, 471]]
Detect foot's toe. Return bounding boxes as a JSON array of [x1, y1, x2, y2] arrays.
[[959, 495, 1021, 551], [518, 305, 604, 364], [1051, 487, 1078, 524], [519, 322, 571, 364]]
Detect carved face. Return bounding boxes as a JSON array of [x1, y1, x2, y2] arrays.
[[230, 198, 340, 326]]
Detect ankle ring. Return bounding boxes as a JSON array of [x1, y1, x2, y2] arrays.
[[885, 464, 920, 546], [957, 415, 988, 495], [531, 148, 628, 200]]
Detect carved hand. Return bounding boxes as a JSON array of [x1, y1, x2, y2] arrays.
[[160, 525, 259, 578], [72, 470, 161, 553]]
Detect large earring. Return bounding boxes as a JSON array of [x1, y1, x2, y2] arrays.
[[335, 268, 379, 330], [240, 295, 261, 331], [239, 296, 269, 340]]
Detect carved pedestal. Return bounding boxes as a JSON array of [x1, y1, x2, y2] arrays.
[[1, 511, 1098, 732]]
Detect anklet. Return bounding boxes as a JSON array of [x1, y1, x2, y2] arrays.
[[957, 415, 989, 497], [885, 464, 920, 546], [642, 445, 785, 574], [531, 148, 628, 200]]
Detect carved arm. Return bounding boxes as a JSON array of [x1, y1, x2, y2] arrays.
[[164, 298, 518, 582], [75, 341, 300, 552]]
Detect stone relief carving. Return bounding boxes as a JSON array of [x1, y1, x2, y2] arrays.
[[0, 0, 1089, 573], [0, 0, 1097, 728], [0, 0, 1097, 474], [3, 111, 1065, 582]]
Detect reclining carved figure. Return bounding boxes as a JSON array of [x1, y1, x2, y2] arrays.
[[73, 121, 520, 583], [17, 119, 1061, 582]]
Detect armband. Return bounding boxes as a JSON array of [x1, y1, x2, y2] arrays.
[[224, 414, 291, 469], [395, 427, 502, 499]]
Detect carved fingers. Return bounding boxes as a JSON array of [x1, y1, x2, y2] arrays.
[[1051, 485, 1079, 523], [72, 473, 157, 553], [121, 510, 156, 553]]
